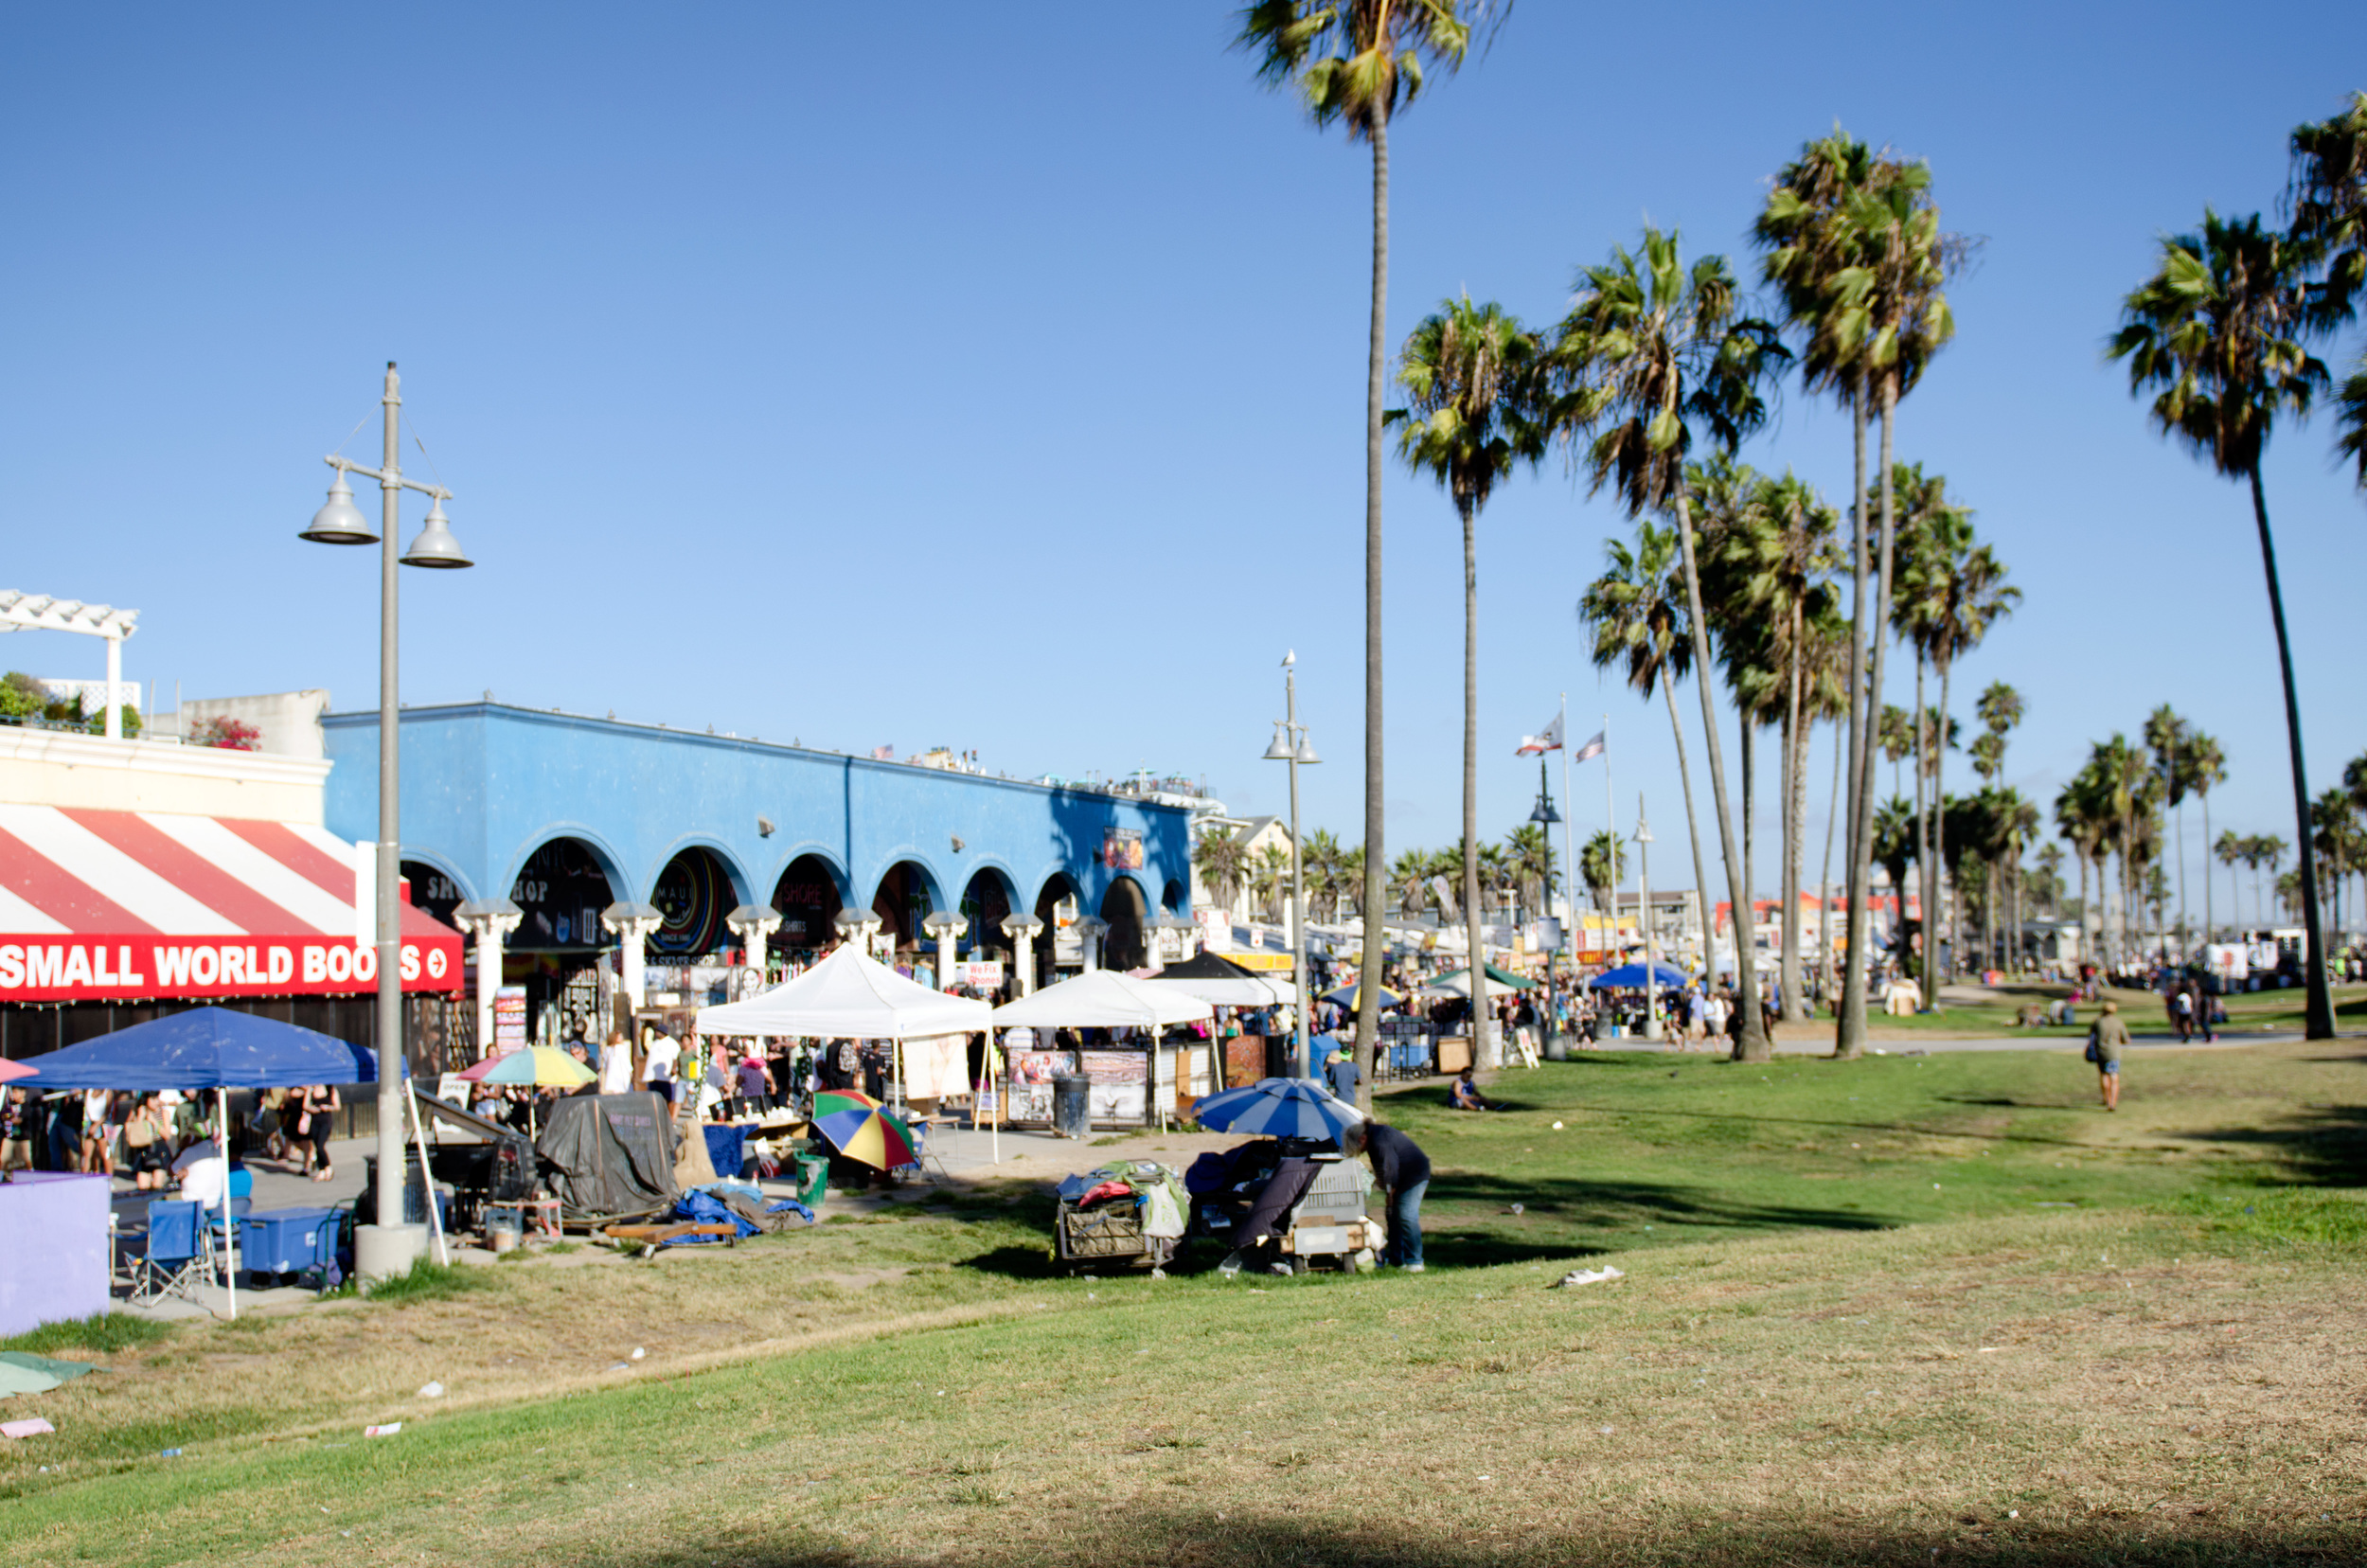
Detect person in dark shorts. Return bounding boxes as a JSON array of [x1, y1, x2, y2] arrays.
[[2089, 1002, 2129, 1112]]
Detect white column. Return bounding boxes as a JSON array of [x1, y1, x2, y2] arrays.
[[602, 904, 665, 1018], [454, 900, 522, 1060], [103, 632, 123, 739], [1076, 916, 1109, 972], [923, 913, 970, 989], [725, 905, 782, 987], [1001, 914, 1044, 996]]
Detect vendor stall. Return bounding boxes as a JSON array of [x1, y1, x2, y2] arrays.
[[988, 970, 1212, 1132]]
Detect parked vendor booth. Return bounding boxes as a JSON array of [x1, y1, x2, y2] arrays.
[[988, 968, 1214, 1132]]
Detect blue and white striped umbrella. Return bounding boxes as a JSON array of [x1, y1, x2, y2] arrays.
[[1189, 1078, 1362, 1138]]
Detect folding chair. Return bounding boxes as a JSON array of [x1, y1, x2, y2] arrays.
[[203, 1169, 254, 1281], [131, 1200, 206, 1305]]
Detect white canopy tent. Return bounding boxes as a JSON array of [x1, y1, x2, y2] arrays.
[[695, 944, 991, 1039], [987, 968, 1213, 1031]]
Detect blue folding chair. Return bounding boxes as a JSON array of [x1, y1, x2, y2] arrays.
[[204, 1168, 255, 1279], [132, 1200, 206, 1305]]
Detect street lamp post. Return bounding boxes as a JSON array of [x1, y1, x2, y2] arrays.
[[299, 362, 473, 1282], [1529, 758, 1562, 1060], [1635, 795, 1660, 1042], [1261, 651, 1320, 1078]]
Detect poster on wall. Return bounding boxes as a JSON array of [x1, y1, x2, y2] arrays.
[[492, 986, 527, 1053], [1080, 1050, 1148, 1123], [1103, 828, 1145, 872], [1006, 1048, 1076, 1123]]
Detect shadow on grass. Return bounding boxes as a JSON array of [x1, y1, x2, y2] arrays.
[[597, 1501, 2361, 1567], [2184, 1101, 2367, 1186], [1417, 1171, 1895, 1266]]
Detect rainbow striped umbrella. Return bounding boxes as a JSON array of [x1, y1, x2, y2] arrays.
[[811, 1103, 918, 1170], [811, 1088, 883, 1120], [457, 1046, 596, 1088]]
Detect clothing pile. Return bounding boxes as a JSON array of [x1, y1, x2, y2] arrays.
[[1056, 1160, 1188, 1238]]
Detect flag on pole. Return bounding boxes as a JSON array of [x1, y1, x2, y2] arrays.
[[1572, 729, 1606, 763], [1514, 712, 1565, 756]]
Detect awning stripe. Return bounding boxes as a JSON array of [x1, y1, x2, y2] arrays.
[[0, 878, 73, 936], [139, 812, 356, 935], [0, 805, 236, 935], [60, 810, 311, 941], [237, 820, 453, 938]]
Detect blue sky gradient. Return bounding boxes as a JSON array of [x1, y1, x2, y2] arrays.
[[3, 4, 2361, 911]]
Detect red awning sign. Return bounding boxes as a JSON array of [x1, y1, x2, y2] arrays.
[[0, 805, 464, 1004]]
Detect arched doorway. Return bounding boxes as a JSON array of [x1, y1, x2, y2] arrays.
[[650, 846, 737, 959], [769, 854, 845, 956], [1032, 872, 1080, 989], [870, 861, 938, 959], [1100, 877, 1149, 972], [402, 860, 468, 930], [505, 837, 620, 1047], [959, 869, 1016, 988]]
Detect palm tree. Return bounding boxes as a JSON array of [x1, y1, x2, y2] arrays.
[[1503, 823, 1556, 925], [1754, 130, 1964, 1058], [1975, 683, 2024, 768], [2189, 732, 2228, 940], [1250, 843, 1293, 925], [2215, 829, 2248, 929], [1988, 787, 2041, 972], [1389, 848, 1433, 918], [2111, 210, 2338, 1035], [1891, 474, 2018, 1001], [2310, 790, 2358, 938], [1700, 466, 1842, 1022], [1871, 794, 1917, 962], [2249, 834, 2288, 931], [1300, 829, 1344, 920], [1579, 519, 1717, 980], [1194, 827, 1252, 918], [2288, 93, 2366, 485], [2056, 769, 2111, 961], [2143, 705, 2192, 952], [1390, 294, 1544, 1067], [1580, 829, 1628, 920], [1334, 844, 1367, 920], [1878, 704, 1913, 796], [1237, 0, 1498, 1100], [2033, 842, 2066, 918], [1544, 226, 1789, 1061]]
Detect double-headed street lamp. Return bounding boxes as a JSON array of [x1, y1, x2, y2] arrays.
[[1635, 797, 1661, 1042], [1529, 763, 1561, 1057], [300, 362, 473, 1281], [1260, 651, 1319, 1078]]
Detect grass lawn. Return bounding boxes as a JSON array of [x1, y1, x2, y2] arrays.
[[1791, 980, 2367, 1042], [5, 1042, 2363, 1566]]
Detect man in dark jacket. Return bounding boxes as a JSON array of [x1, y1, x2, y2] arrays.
[[1342, 1120, 1430, 1273]]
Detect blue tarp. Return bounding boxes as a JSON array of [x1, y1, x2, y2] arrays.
[[1587, 962, 1689, 990], [12, 1007, 395, 1091]]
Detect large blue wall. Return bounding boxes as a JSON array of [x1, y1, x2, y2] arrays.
[[320, 704, 1192, 922]]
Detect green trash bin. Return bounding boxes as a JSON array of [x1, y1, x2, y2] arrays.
[[791, 1151, 828, 1208]]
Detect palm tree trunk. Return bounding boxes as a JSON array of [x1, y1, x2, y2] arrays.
[[1931, 651, 1952, 999], [1742, 717, 1758, 1013], [1912, 655, 1929, 999], [1670, 489, 1770, 1061], [2176, 800, 2189, 958], [1460, 501, 1491, 1067], [1352, 114, 1391, 1111], [1849, 382, 1902, 1030], [1781, 599, 1806, 1023], [1820, 720, 1843, 989], [1837, 383, 1874, 1056], [2247, 466, 2335, 1036], [1662, 676, 1716, 981]]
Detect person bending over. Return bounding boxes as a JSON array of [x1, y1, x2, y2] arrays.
[[1342, 1120, 1430, 1273]]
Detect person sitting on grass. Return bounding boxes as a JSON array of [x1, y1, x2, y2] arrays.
[[1448, 1066, 1496, 1112], [2089, 1001, 2130, 1112]]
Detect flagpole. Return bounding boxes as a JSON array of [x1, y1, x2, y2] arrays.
[[1602, 713, 1617, 944], [1560, 693, 1575, 984]]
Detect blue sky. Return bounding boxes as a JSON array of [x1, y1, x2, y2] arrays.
[[3, 4, 2362, 912]]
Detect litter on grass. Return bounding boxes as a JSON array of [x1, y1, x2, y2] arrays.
[[1549, 1266, 1626, 1290], [1, 1417, 56, 1438], [364, 1422, 401, 1437], [417, 1381, 444, 1399]]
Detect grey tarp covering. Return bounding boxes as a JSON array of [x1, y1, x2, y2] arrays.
[[536, 1092, 680, 1221]]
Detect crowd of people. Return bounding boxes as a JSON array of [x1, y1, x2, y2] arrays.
[[0, 1081, 345, 1190]]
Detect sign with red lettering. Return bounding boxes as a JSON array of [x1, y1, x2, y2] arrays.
[[0, 935, 463, 1003]]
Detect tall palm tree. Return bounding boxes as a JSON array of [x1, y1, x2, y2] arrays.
[[1891, 474, 2017, 1002], [2112, 210, 2338, 1035], [2250, 835, 2288, 930], [1754, 130, 1964, 1058], [1391, 294, 1544, 1067], [1334, 844, 1367, 920], [2034, 842, 2066, 918], [1579, 519, 1717, 979], [2188, 732, 2228, 940], [1545, 227, 1789, 1061], [1702, 467, 1842, 1021], [1237, 0, 1499, 1100], [1250, 843, 1293, 924], [2056, 767, 2112, 961], [2310, 790, 2358, 939], [1389, 847, 1431, 918], [1871, 794, 1917, 934], [1878, 704, 1913, 796], [2215, 829, 2248, 930], [1504, 823, 1555, 923], [1581, 829, 1627, 920], [1975, 683, 2024, 769], [1301, 828, 1344, 920]]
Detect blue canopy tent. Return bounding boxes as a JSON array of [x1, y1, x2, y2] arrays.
[[18, 1007, 415, 1314], [1587, 961, 1688, 989]]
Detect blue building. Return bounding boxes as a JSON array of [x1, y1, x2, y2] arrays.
[[321, 703, 1193, 1002]]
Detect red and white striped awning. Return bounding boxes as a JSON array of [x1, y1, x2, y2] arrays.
[[0, 804, 463, 1004]]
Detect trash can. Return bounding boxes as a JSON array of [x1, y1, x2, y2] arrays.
[[360, 1155, 436, 1226], [790, 1151, 829, 1207], [1052, 1074, 1091, 1139]]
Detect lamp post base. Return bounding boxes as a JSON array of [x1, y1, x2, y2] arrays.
[[353, 1222, 430, 1284]]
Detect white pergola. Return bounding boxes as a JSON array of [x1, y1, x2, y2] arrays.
[[0, 590, 140, 739]]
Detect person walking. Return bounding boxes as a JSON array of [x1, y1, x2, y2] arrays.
[[1343, 1119, 1430, 1273], [2088, 1001, 2130, 1112]]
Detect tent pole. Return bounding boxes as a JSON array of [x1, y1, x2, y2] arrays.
[[219, 1087, 235, 1321], [406, 1085, 448, 1266]]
